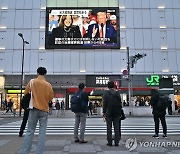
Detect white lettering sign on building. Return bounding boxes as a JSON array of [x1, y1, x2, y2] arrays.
[[96, 77, 109, 85], [162, 75, 180, 86]]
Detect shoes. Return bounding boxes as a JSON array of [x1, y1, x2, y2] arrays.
[[107, 143, 112, 146], [163, 134, 167, 138], [74, 139, 79, 143], [115, 143, 119, 146], [19, 132, 23, 137], [79, 140, 88, 144], [152, 134, 159, 139]]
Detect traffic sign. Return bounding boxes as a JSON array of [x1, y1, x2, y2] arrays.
[[122, 69, 128, 75], [122, 70, 128, 78]]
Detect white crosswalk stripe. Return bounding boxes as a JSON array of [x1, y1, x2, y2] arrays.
[[0, 118, 180, 135]]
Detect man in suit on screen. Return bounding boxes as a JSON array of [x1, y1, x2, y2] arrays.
[[87, 11, 117, 43]]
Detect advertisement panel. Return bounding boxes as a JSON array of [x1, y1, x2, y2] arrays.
[[45, 7, 120, 49]]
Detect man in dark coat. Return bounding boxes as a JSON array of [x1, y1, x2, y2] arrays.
[[150, 89, 167, 139], [103, 81, 122, 146]]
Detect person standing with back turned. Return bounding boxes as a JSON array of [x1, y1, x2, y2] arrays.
[[103, 81, 122, 146], [22, 67, 54, 154], [73, 83, 89, 143], [150, 89, 167, 139]]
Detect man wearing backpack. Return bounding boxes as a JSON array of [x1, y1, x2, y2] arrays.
[[71, 83, 89, 143], [103, 81, 122, 146], [150, 89, 167, 139]]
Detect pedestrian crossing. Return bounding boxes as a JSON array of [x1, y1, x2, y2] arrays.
[[0, 118, 180, 135]]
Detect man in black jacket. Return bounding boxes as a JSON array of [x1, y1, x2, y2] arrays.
[[103, 81, 122, 146], [150, 89, 167, 139]]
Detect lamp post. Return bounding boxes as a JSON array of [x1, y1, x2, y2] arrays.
[[18, 33, 29, 116]]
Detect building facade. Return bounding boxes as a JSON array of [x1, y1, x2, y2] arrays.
[[0, 0, 180, 114]]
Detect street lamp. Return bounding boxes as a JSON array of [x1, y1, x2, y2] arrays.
[[18, 33, 29, 116]]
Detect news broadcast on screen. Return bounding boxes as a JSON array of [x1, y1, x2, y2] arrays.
[[45, 7, 120, 49]]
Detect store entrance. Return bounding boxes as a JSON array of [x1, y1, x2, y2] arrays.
[[174, 95, 180, 111], [88, 96, 103, 115]]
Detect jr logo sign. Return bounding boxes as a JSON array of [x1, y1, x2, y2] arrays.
[[146, 75, 160, 86]]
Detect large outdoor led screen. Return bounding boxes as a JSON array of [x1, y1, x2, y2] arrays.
[[45, 7, 120, 49]]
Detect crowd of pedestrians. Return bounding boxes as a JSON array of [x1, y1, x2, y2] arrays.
[[55, 99, 65, 117], [0, 68, 176, 153]]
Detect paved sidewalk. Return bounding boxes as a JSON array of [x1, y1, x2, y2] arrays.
[[0, 135, 180, 154]]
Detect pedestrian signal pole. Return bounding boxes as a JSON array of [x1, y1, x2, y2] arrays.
[[127, 47, 147, 115], [127, 47, 132, 115]]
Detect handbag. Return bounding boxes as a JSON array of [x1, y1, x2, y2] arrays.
[[120, 108, 126, 120], [21, 79, 33, 110]]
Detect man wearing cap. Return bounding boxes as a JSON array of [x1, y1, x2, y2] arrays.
[[110, 15, 117, 30]]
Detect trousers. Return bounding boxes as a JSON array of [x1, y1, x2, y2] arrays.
[[153, 114, 167, 135], [19, 109, 29, 134], [22, 108, 48, 154], [106, 116, 120, 144], [74, 112, 87, 141]]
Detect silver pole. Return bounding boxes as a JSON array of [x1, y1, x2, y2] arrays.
[[127, 47, 132, 116], [18, 33, 29, 116]]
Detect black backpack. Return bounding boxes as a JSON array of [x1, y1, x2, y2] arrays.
[[70, 91, 85, 113], [21, 93, 31, 110], [156, 95, 169, 111], [106, 91, 122, 116]]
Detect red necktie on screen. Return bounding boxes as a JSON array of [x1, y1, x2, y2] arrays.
[[100, 23, 104, 38], [82, 26, 86, 37]]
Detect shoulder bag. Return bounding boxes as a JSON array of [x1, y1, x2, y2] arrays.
[[21, 79, 33, 110], [120, 108, 126, 120]]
